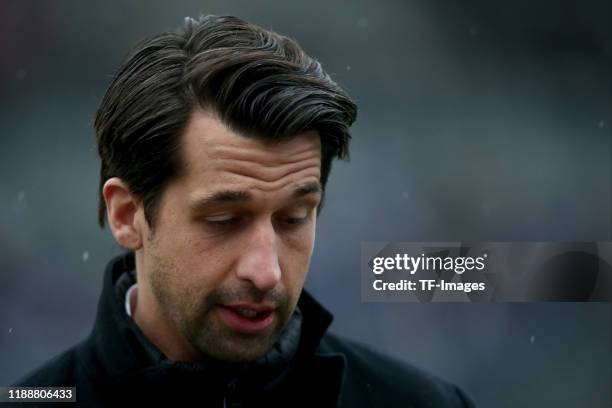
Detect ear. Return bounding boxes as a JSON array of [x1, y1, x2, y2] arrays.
[[102, 177, 144, 250]]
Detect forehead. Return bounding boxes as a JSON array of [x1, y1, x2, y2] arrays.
[[178, 110, 322, 195]]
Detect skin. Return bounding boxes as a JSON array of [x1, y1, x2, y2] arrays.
[[103, 109, 322, 363]]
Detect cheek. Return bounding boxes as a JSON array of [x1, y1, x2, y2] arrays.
[[147, 208, 232, 300], [168, 221, 224, 267], [279, 225, 316, 286], [149, 232, 225, 296]]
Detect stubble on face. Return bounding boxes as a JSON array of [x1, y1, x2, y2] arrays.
[[146, 238, 292, 362]]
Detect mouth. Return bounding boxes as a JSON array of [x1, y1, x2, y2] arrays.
[[217, 303, 276, 334]]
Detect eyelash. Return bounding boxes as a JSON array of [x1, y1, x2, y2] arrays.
[[205, 218, 241, 228], [204, 215, 310, 229], [285, 216, 309, 225]]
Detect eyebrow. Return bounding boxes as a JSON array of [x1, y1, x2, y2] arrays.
[[292, 181, 322, 199], [189, 181, 322, 212]]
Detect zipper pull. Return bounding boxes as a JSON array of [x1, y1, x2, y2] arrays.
[[224, 380, 241, 407]]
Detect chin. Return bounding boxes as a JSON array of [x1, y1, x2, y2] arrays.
[[190, 331, 277, 363], [200, 342, 270, 363]]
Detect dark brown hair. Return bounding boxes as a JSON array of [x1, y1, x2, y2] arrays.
[[95, 15, 357, 229]]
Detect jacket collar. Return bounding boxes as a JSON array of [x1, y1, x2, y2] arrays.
[[79, 251, 341, 395]]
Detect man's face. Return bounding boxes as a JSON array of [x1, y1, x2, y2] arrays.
[[139, 109, 321, 362]]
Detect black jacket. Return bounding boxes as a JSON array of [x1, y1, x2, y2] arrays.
[[14, 252, 475, 407]]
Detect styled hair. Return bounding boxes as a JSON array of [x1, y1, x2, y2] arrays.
[[95, 15, 357, 229]]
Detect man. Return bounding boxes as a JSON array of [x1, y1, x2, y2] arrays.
[[14, 15, 475, 407]]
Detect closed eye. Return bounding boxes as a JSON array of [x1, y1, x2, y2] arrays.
[[204, 216, 243, 228], [285, 216, 309, 225], [280, 209, 315, 227]]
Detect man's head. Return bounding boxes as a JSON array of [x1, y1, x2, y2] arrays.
[[96, 15, 356, 363]]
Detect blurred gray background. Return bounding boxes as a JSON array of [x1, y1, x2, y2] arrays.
[[0, 0, 610, 406]]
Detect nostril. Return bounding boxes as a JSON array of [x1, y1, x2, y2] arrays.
[[235, 250, 281, 291]]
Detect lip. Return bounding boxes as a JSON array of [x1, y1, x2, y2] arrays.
[[217, 304, 276, 334], [224, 303, 276, 312]]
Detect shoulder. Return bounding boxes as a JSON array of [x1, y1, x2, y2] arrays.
[[317, 333, 476, 408], [12, 343, 85, 387]]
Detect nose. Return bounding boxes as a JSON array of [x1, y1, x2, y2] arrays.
[[235, 220, 282, 292]]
